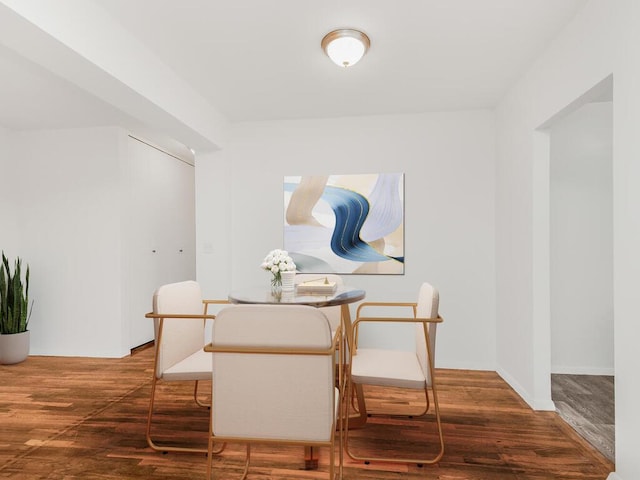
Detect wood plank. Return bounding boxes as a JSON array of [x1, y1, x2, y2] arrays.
[[552, 373, 615, 462], [0, 350, 613, 479]]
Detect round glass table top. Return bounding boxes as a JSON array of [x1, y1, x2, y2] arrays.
[[228, 286, 365, 307]]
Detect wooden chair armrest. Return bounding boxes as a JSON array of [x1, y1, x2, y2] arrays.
[[353, 302, 419, 347], [356, 302, 442, 323], [351, 313, 444, 351], [356, 301, 416, 315], [202, 299, 230, 316], [356, 301, 416, 310], [355, 314, 444, 326], [202, 299, 230, 305], [144, 312, 217, 320], [356, 301, 417, 319], [203, 342, 336, 356], [145, 300, 228, 320]]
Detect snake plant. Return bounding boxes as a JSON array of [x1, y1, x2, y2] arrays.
[[0, 252, 31, 334]]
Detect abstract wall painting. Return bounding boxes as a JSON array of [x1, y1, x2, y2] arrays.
[[284, 173, 404, 274]]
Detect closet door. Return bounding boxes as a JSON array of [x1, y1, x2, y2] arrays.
[[124, 136, 196, 350]]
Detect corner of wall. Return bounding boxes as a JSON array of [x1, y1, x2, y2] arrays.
[[496, 366, 555, 411]]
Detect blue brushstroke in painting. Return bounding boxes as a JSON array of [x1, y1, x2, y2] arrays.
[[284, 183, 403, 263]]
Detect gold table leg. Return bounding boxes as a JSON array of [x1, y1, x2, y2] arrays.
[[303, 301, 368, 470], [341, 304, 368, 428]]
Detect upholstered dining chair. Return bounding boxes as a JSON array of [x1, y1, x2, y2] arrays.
[[144, 280, 228, 454], [205, 304, 342, 480], [345, 282, 445, 466]]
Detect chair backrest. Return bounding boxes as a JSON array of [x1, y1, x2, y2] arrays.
[[152, 280, 205, 378], [414, 282, 440, 385], [295, 274, 344, 331], [211, 304, 335, 442]]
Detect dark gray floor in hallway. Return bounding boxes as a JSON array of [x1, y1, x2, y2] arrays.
[[551, 374, 615, 463]]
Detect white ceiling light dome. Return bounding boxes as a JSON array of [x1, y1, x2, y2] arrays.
[[321, 29, 370, 68]]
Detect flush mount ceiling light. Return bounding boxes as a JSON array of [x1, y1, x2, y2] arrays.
[[321, 29, 370, 68]]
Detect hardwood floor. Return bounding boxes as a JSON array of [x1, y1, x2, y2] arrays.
[[1, 349, 613, 479], [551, 374, 615, 463]]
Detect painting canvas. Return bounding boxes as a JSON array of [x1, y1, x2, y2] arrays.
[[284, 174, 404, 274]]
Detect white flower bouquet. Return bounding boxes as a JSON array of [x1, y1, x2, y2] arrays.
[[261, 249, 296, 287]]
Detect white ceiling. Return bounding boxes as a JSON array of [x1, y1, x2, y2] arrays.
[[1, 0, 587, 132]]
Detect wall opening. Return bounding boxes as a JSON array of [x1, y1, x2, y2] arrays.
[[535, 75, 614, 462]]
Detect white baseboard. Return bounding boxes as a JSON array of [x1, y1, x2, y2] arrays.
[[551, 365, 614, 376], [606, 472, 621, 480], [496, 367, 555, 411], [532, 397, 556, 411]]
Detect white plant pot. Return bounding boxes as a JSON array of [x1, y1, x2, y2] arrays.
[[0, 330, 30, 365]]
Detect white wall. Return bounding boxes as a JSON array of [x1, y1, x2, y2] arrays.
[[0, 126, 21, 255], [8, 127, 126, 357], [496, 0, 639, 478], [196, 110, 496, 371], [495, 0, 614, 406], [550, 101, 613, 375], [611, 3, 640, 478], [2, 127, 196, 357]]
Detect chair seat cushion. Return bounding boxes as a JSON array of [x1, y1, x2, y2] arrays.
[[162, 347, 211, 381], [351, 348, 426, 389]]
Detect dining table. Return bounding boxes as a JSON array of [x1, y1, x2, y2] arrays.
[[227, 284, 367, 469]]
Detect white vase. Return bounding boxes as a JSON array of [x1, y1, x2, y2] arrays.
[[281, 271, 296, 291], [0, 330, 30, 365]]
